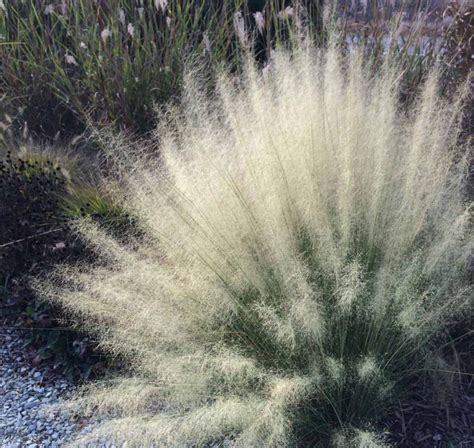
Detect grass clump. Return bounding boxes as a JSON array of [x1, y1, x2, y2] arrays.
[[38, 42, 472, 447]]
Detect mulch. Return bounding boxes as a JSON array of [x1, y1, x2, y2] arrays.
[[385, 330, 473, 447]]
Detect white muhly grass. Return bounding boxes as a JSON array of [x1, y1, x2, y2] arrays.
[[336, 260, 364, 313], [279, 6, 294, 20], [202, 32, 211, 56], [353, 430, 390, 448], [357, 356, 380, 382], [262, 62, 273, 78], [64, 53, 78, 66], [44, 4, 54, 15], [100, 28, 112, 43], [40, 43, 472, 447], [155, 0, 168, 12], [118, 8, 126, 26], [333, 429, 390, 448], [253, 11, 265, 35], [361, 0, 368, 14], [233, 12, 248, 47]]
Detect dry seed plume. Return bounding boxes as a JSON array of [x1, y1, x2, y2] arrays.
[[38, 42, 472, 447]]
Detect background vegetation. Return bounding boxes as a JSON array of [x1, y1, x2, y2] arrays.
[[3, 0, 470, 139]]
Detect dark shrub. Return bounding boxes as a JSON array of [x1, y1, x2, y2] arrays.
[[0, 148, 126, 379]]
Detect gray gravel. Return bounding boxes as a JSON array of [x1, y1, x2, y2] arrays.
[[0, 328, 109, 448], [0, 328, 235, 447]]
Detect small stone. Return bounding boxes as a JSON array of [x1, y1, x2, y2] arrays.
[[23, 399, 40, 410]]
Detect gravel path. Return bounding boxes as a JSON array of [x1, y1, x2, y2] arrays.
[[0, 328, 108, 448]]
